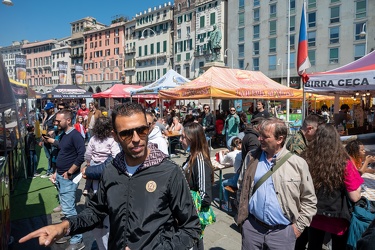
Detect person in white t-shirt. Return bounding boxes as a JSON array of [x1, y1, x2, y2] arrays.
[[218, 137, 242, 212]]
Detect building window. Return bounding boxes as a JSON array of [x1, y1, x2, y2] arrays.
[[210, 12, 216, 25], [157, 42, 161, 53], [239, 28, 245, 42], [239, 0, 244, 10], [330, 6, 340, 24], [270, 4, 277, 18], [269, 20, 276, 36], [177, 29, 181, 39], [354, 44, 365, 60], [329, 48, 339, 64], [290, 34, 295, 50], [269, 55, 277, 70], [163, 41, 167, 52], [238, 59, 244, 69], [290, 52, 295, 68], [355, 22, 366, 41], [239, 13, 245, 27], [329, 27, 339, 44], [356, 0, 366, 19], [308, 31, 316, 47], [308, 50, 316, 66], [151, 44, 154, 54], [254, 0, 260, 7], [144, 45, 148, 56], [290, 0, 296, 13], [254, 9, 260, 22], [290, 16, 295, 32], [253, 25, 260, 39], [269, 38, 276, 53], [308, 12, 316, 28], [238, 44, 245, 58], [253, 58, 259, 70], [138, 46, 142, 57], [331, 0, 340, 3], [253, 42, 259, 55], [200, 16, 205, 28]]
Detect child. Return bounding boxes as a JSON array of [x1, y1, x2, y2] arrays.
[[25, 124, 40, 178], [74, 115, 86, 139]]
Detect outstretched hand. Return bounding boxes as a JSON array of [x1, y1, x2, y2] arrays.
[[19, 221, 69, 246]]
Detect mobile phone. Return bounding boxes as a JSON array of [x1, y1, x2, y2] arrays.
[[42, 134, 50, 138]]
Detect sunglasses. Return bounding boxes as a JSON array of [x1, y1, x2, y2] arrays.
[[117, 125, 149, 142], [230, 109, 236, 112]]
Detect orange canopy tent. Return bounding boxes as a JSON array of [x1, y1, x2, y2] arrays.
[[158, 67, 302, 100]]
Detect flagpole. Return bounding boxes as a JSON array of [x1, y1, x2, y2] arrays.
[[286, 0, 291, 122]]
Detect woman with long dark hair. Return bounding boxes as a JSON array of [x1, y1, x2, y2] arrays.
[[345, 140, 375, 175], [180, 122, 214, 250], [301, 124, 363, 250]]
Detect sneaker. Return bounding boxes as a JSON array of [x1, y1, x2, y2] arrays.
[[34, 173, 41, 177], [65, 242, 85, 250], [221, 203, 231, 212], [40, 173, 51, 178], [55, 235, 71, 244], [53, 205, 62, 212]]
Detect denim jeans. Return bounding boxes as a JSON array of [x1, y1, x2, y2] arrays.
[[221, 172, 240, 202], [56, 174, 82, 244], [29, 150, 38, 175], [43, 144, 53, 175]]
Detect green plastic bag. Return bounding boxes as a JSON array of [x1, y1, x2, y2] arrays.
[[190, 190, 216, 237]]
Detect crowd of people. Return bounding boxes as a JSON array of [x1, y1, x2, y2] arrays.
[[20, 100, 375, 250]]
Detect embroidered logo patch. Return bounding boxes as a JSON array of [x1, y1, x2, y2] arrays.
[[146, 181, 157, 192]]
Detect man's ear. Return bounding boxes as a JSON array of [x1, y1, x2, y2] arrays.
[[112, 130, 119, 143]]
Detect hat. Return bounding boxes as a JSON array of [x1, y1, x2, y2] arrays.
[[44, 102, 54, 110], [251, 117, 265, 125]]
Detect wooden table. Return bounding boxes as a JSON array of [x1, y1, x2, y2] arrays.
[[362, 173, 375, 201], [166, 131, 181, 158], [211, 157, 233, 208]]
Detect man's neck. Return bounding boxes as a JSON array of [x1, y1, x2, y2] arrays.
[[64, 125, 73, 133], [265, 148, 281, 161]]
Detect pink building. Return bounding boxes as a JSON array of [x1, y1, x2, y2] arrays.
[[83, 21, 126, 88], [22, 39, 57, 90]]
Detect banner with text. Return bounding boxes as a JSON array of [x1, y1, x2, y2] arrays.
[[15, 55, 27, 81], [58, 62, 68, 85], [305, 71, 375, 93], [75, 65, 83, 85]]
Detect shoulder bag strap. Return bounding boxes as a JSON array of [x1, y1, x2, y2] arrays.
[[252, 152, 293, 195]]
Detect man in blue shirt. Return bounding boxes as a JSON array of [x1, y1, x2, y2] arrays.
[[237, 118, 316, 250], [50, 109, 85, 250]]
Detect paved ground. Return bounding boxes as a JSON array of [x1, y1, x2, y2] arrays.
[[11, 147, 242, 250]]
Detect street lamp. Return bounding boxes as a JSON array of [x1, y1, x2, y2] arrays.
[[277, 58, 284, 84], [224, 48, 233, 69], [71, 68, 76, 85], [140, 28, 158, 81], [360, 23, 367, 55], [2, 0, 13, 6]]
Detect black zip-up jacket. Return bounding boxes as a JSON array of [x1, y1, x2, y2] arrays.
[[241, 127, 260, 164], [67, 144, 201, 249]]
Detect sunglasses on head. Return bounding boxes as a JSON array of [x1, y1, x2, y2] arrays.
[[117, 125, 149, 142]]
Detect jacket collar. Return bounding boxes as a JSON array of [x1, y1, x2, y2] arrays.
[[113, 143, 168, 175]]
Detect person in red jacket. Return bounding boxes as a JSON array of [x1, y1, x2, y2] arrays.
[[74, 116, 86, 139]]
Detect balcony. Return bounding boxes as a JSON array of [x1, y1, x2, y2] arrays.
[[125, 48, 136, 54], [124, 66, 136, 72]]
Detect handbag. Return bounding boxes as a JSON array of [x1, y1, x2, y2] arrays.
[[346, 196, 375, 249], [190, 190, 216, 237]]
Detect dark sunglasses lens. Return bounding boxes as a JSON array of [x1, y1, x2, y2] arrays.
[[136, 126, 149, 137], [119, 130, 133, 140], [119, 126, 149, 141]]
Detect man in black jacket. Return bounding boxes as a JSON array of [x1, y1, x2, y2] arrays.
[[241, 117, 263, 164], [201, 104, 215, 146], [19, 103, 201, 250]]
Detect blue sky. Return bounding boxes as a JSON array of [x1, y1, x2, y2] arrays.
[[0, 0, 172, 47]]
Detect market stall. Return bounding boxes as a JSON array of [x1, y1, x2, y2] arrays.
[[306, 51, 375, 134], [159, 67, 302, 100], [45, 84, 93, 99]]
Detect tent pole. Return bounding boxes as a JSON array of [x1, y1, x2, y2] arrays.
[[302, 78, 306, 121]]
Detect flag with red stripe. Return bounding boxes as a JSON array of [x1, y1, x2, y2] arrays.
[[297, 2, 311, 82]]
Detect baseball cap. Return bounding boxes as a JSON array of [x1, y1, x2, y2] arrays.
[[44, 102, 55, 110]]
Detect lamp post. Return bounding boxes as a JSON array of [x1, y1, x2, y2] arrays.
[[224, 48, 233, 69], [140, 28, 157, 81], [2, 0, 13, 6], [360, 23, 367, 55], [71, 68, 76, 85], [277, 58, 284, 84]]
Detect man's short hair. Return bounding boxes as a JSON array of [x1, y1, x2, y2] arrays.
[[111, 102, 145, 132], [302, 114, 325, 130], [259, 118, 288, 146], [58, 102, 69, 109], [58, 109, 74, 121], [340, 104, 350, 111]]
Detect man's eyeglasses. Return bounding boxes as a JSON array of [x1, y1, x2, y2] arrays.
[[117, 125, 149, 142], [204, 108, 210, 110]]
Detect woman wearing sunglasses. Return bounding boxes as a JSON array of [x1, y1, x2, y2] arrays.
[[181, 122, 214, 250], [222, 107, 240, 149]]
